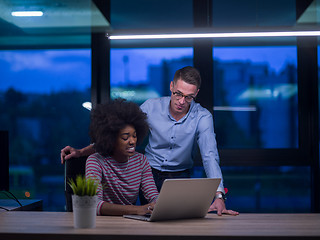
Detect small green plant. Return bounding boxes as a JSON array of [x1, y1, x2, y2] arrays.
[[68, 175, 98, 196]]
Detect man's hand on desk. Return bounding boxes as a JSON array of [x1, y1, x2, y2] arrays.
[[208, 193, 239, 216]]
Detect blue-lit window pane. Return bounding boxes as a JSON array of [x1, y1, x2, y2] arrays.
[[110, 48, 193, 104], [213, 46, 298, 148], [192, 166, 311, 213], [0, 49, 91, 210], [222, 166, 310, 213]]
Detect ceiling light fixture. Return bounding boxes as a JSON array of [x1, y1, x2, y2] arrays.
[[11, 11, 43, 17], [108, 30, 320, 40]]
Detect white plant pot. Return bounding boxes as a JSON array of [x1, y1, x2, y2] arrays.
[[72, 195, 97, 228]]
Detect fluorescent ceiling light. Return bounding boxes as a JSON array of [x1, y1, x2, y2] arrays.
[[108, 31, 320, 40], [11, 11, 43, 17]]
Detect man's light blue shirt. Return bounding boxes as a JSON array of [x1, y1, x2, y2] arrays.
[[140, 97, 224, 192]]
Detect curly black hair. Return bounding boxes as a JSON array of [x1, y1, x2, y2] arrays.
[[89, 98, 149, 157]]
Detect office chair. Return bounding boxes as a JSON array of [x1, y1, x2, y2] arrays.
[[64, 156, 88, 212]]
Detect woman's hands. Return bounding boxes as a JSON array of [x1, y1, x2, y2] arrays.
[[136, 202, 156, 215], [100, 201, 156, 216]]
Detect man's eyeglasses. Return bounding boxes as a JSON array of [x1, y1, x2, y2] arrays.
[[172, 91, 195, 103]]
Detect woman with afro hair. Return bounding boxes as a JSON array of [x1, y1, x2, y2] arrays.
[[85, 98, 158, 216]]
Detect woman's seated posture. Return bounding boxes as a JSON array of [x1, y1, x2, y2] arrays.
[[86, 98, 158, 216]]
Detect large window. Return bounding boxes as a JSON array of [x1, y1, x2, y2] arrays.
[[213, 46, 298, 149], [0, 49, 91, 210]]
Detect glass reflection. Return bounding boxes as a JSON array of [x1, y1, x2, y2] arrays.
[[0, 49, 91, 210], [213, 46, 298, 149], [110, 48, 193, 104]]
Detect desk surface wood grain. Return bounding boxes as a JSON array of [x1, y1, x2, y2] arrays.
[[0, 211, 319, 240]]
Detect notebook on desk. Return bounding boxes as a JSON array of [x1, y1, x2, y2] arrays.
[[123, 178, 221, 222]]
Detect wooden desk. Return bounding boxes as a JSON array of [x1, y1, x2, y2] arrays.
[[0, 211, 319, 240], [0, 199, 43, 211]]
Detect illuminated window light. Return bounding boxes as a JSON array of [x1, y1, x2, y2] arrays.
[[213, 106, 257, 112], [108, 31, 320, 40], [11, 11, 43, 17], [82, 102, 92, 111]]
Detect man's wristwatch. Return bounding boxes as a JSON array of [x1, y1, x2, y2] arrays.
[[215, 192, 227, 201]]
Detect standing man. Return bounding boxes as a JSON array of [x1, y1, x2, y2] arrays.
[[61, 66, 239, 216]]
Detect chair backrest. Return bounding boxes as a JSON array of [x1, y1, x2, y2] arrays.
[[64, 156, 88, 212]]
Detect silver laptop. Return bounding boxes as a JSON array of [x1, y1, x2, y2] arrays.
[[123, 178, 221, 222]]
